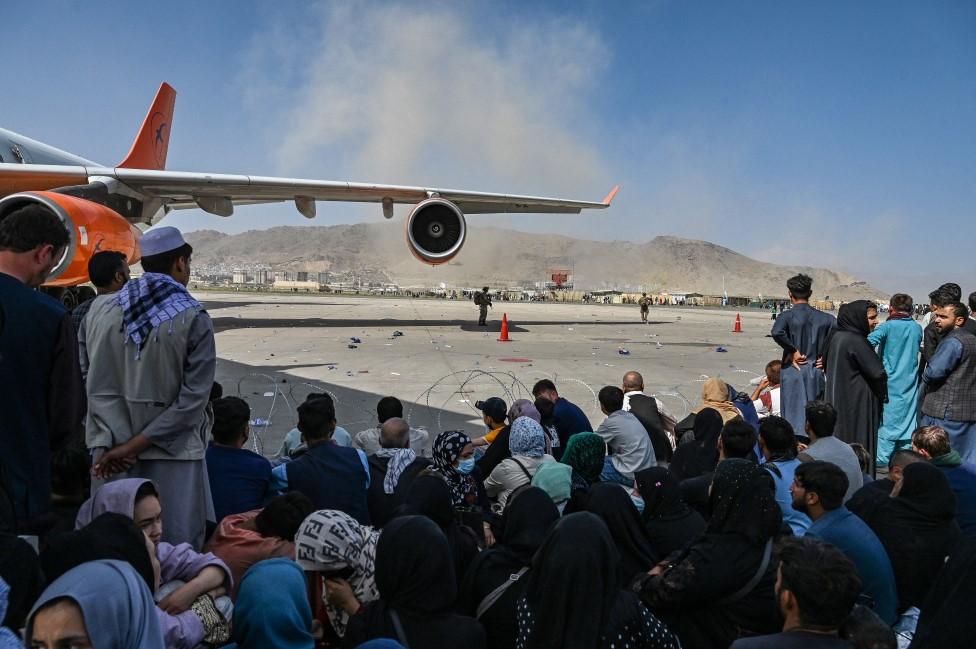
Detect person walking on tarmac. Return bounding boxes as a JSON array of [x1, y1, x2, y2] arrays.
[[638, 292, 652, 323], [474, 286, 492, 326]]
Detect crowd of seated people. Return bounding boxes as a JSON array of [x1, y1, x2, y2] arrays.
[[7, 371, 975, 648]]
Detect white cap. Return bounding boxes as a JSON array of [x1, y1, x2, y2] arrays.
[[140, 226, 187, 257]]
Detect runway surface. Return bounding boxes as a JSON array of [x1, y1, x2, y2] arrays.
[[205, 292, 784, 456]]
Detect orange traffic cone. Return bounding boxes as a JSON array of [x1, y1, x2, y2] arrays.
[[733, 313, 742, 333], [498, 313, 511, 342]]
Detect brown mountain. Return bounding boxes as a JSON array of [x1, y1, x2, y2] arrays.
[[185, 224, 886, 299]]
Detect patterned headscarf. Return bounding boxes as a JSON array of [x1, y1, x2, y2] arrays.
[[295, 510, 379, 637], [431, 430, 477, 506], [374, 448, 417, 494], [509, 417, 546, 458], [116, 273, 201, 350], [560, 432, 607, 485]]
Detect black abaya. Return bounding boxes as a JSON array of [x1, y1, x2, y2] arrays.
[[343, 515, 486, 649], [635, 459, 783, 649], [0, 534, 44, 630], [396, 474, 480, 590], [856, 462, 961, 611], [668, 408, 723, 481], [635, 467, 707, 557], [583, 483, 659, 584], [518, 513, 679, 649], [459, 487, 560, 649], [823, 301, 888, 475]]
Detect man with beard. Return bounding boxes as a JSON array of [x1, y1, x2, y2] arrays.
[[920, 302, 976, 462], [791, 461, 898, 625], [730, 536, 862, 648], [0, 204, 85, 527]]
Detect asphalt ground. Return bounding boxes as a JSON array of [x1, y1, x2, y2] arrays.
[[205, 292, 786, 456]]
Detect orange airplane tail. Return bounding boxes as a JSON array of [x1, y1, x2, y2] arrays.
[[117, 82, 176, 170]]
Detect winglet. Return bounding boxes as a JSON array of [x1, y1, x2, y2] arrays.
[[118, 83, 177, 170], [602, 184, 620, 206]]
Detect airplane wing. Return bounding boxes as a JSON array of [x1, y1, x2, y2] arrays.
[[0, 163, 618, 220]]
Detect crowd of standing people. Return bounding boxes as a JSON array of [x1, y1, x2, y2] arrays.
[[1, 206, 976, 649]]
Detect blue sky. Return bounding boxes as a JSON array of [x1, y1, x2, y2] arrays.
[[2, 1, 973, 297]]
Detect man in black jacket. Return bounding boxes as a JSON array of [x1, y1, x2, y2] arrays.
[[366, 417, 431, 527], [621, 371, 673, 463]]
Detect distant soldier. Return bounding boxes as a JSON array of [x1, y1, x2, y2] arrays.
[[638, 292, 652, 323], [474, 286, 492, 326]]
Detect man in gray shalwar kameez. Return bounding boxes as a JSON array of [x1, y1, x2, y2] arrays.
[[771, 274, 836, 435], [79, 226, 215, 549]]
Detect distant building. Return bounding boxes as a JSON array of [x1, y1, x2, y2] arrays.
[[273, 271, 288, 282], [273, 280, 319, 292], [232, 270, 248, 284], [296, 271, 309, 282], [254, 269, 271, 285]]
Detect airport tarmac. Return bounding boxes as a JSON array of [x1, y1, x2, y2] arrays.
[[205, 292, 785, 456]]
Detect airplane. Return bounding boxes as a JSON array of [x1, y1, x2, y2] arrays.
[[0, 83, 618, 307]]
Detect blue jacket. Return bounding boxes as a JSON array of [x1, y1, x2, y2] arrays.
[[805, 506, 899, 624]]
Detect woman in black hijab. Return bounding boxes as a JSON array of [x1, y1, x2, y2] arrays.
[[396, 474, 480, 590], [0, 533, 44, 631], [634, 458, 782, 648], [668, 407, 722, 481], [516, 512, 679, 649], [635, 467, 706, 557], [910, 537, 976, 649], [40, 512, 157, 591], [343, 515, 486, 649], [583, 483, 658, 585], [823, 300, 888, 476], [857, 461, 961, 612], [460, 487, 560, 649]]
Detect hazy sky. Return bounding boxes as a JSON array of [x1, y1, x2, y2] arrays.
[[3, 1, 973, 298]]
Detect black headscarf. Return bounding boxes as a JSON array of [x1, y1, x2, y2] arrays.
[[634, 467, 707, 557], [823, 300, 875, 370], [523, 513, 622, 649], [496, 486, 560, 566], [897, 461, 958, 523], [866, 461, 961, 610], [350, 516, 486, 649], [458, 487, 559, 648], [910, 537, 976, 649], [636, 467, 686, 521], [669, 407, 722, 481], [706, 459, 782, 546], [375, 515, 457, 616], [397, 474, 480, 589], [0, 534, 44, 630], [583, 483, 658, 583], [40, 512, 155, 592]]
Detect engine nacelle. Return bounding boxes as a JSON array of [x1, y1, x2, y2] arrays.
[[0, 191, 141, 287], [405, 198, 466, 265]]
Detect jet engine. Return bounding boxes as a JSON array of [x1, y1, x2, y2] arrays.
[[405, 198, 466, 265], [0, 191, 141, 287]]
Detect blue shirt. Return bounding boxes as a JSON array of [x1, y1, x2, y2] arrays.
[[805, 506, 899, 625], [554, 398, 593, 439], [205, 444, 273, 522], [764, 458, 811, 536], [271, 444, 370, 492]]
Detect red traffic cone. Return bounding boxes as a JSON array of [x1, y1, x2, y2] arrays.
[[733, 313, 742, 333], [498, 313, 511, 342]]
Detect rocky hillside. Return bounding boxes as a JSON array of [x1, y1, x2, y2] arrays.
[[186, 224, 886, 299]]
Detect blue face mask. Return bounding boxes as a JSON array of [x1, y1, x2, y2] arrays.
[[457, 457, 476, 475], [630, 492, 645, 513]]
